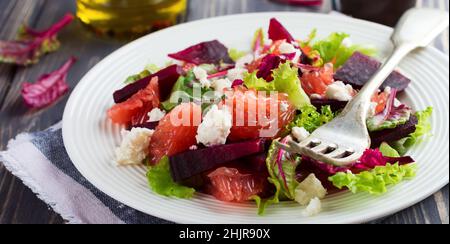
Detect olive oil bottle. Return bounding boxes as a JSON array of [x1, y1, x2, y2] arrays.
[[76, 0, 187, 37]]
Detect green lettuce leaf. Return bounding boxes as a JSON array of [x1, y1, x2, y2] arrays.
[[243, 71, 275, 91], [271, 62, 311, 109], [251, 178, 281, 215], [124, 69, 151, 84], [243, 62, 311, 109], [379, 142, 400, 157], [252, 139, 299, 215], [367, 105, 412, 132], [266, 140, 300, 200], [391, 107, 433, 155], [310, 32, 376, 68], [328, 163, 417, 195], [161, 70, 217, 111], [287, 105, 335, 133], [228, 48, 247, 62], [146, 156, 195, 198]]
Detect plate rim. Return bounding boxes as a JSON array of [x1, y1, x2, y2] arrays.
[[62, 11, 449, 224]]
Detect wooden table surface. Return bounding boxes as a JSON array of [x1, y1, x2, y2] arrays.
[[0, 0, 448, 224]]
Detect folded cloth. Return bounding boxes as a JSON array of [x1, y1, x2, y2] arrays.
[[0, 122, 171, 224]]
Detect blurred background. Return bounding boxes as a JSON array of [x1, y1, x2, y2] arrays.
[[0, 0, 448, 224]]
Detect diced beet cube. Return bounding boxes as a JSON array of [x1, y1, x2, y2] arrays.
[[169, 139, 267, 182], [370, 115, 418, 147], [334, 52, 411, 92]]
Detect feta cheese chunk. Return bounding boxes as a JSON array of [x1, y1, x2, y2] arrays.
[[211, 78, 232, 93], [325, 81, 354, 101], [367, 102, 379, 117], [279, 42, 297, 54], [294, 174, 327, 206], [196, 105, 232, 147], [115, 128, 154, 166], [227, 67, 246, 82], [279, 41, 302, 63], [303, 197, 322, 217], [292, 127, 310, 142], [341, 37, 353, 47], [193, 66, 211, 88], [147, 108, 166, 122]]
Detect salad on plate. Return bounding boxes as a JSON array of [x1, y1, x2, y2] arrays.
[[107, 18, 432, 216]]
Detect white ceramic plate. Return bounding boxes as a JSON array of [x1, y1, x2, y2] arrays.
[[63, 12, 449, 224]]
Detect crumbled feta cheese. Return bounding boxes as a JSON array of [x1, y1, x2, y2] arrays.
[[227, 67, 246, 81], [147, 108, 166, 122], [235, 54, 254, 68], [310, 93, 323, 100], [341, 37, 353, 47], [279, 42, 297, 54], [189, 145, 198, 150], [367, 102, 378, 117], [384, 86, 392, 94], [211, 78, 232, 93], [294, 174, 327, 206], [196, 105, 232, 147], [279, 41, 302, 63], [280, 101, 289, 112], [115, 128, 154, 166], [193, 66, 211, 88], [303, 197, 322, 217], [325, 81, 354, 101], [292, 127, 310, 142]]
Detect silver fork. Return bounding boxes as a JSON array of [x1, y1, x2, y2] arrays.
[[278, 8, 449, 167]]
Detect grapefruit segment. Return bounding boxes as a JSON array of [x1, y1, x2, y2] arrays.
[[148, 103, 202, 165], [222, 87, 296, 142], [108, 77, 160, 125], [207, 167, 268, 202]]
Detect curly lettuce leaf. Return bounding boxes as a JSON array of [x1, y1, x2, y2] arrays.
[[391, 107, 433, 155], [271, 62, 311, 108], [244, 71, 275, 91], [287, 105, 334, 133], [329, 163, 417, 195], [146, 156, 195, 198]]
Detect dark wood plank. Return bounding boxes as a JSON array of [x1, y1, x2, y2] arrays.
[[0, 0, 126, 224]]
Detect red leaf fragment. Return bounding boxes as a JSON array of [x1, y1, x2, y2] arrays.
[[21, 57, 77, 108], [0, 13, 74, 65]]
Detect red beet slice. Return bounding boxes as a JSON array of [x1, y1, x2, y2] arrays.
[[334, 52, 411, 92], [169, 139, 267, 182], [128, 121, 159, 130], [311, 99, 348, 112], [113, 64, 182, 104], [268, 18, 295, 43], [370, 115, 418, 147], [168, 40, 234, 65]]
